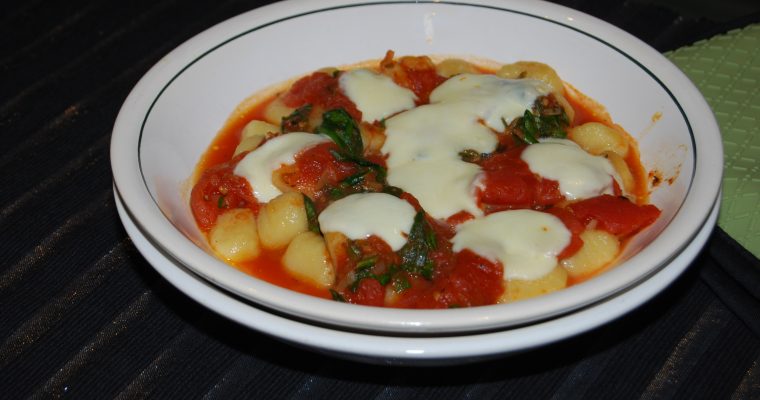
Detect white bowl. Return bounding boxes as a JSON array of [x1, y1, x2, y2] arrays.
[[114, 186, 719, 364], [110, 0, 722, 334]]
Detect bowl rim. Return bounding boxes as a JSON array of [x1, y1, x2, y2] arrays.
[[110, 0, 723, 334]]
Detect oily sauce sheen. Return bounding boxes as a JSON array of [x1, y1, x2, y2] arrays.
[[190, 53, 660, 308]]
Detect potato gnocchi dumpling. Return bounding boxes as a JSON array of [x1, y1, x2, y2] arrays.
[[282, 231, 335, 287], [323, 231, 349, 272], [561, 229, 621, 279], [208, 208, 260, 262], [256, 191, 308, 250], [233, 120, 278, 157], [603, 151, 636, 195], [569, 122, 629, 157], [497, 61, 564, 93], [190, 51, 660, 309], [435, 58, 479, 78], [263, 97, 295, 126], [496, 61, 575, 122], [501, 267, 568, 302]]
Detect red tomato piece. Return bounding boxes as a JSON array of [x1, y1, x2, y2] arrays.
[[190, 160, 257, 232], [279, 142, 359, 208], [568, 194, 661, 237], [282, 72, 362, 121], [345, 279, 385, 307], [433, 250, 504, 308], [380, 51, 447, 104], [446, 210, 475, 226], [398, 61, 447, 104], [477, 147, 563, 211], [546, 207, 585, 259]]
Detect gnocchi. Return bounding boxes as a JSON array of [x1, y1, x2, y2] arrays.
[[561, 229, 621, 279], [497, 61, 564, 94], [501, 267, 568, 302], [233, 120, 278, 157], [604, 151, 636, 195], [256, 191, 308, 250], [282, 231, 335, 287], [435, 58, 479, 78], [569, 122, 629, 157], [208, 208, 260, 262], [323, 231, 349, 272], [263, 97, 295, 125]]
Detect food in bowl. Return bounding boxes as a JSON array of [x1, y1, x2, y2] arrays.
[[189, 51, 660, 308]]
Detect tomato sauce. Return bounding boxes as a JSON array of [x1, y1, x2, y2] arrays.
[[244, 248, 331, 299]]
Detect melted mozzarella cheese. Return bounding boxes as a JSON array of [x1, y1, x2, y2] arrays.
[[339, 69, 417, 123], [233, 132, 330, 203], [381, 74, 549, 219], [388, 159, 484, 219], [521, 138, 620, 200], [317, 193, 416, 251], [430, 74, 551, 130], [452, 210, 571, 280]]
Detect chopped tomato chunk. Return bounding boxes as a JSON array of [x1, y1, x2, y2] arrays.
[[568, 194, 661, 237], [344, 279, 385, 307], [278, 142, 361, 209], [282, 72, 362, 121], [546, 207, 585, 259], [477, 147, 563, 212], [190, 157, 257, 232], [380, 51, 446, 104], [434, 250, 504, 308]]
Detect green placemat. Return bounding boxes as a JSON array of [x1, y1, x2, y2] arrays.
[[666, 23, 760, 258]]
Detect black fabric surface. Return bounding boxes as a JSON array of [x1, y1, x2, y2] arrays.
[[2, 0, 759, 398]]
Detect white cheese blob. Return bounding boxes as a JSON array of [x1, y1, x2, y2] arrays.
[[339, 68, 417, 123], [521, 138, 620, 200], [381, 74, 549, 219], [430, 74, 551, 130], [388, 159, 484, 219], [452, 210, 571, 280], [233, 132, 330, 203], [318, 193, 416, 251]]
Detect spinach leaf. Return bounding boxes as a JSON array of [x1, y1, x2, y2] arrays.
[[392, 275, 411, 293], [328, 148, 388, 185], [397, 211, 437, 280], [506, 96, 570, 145], [315, 108, 363, 157], [517, 100, 569, 143], [281, 104, 312, 133], [318, 113, 388, 187], [341, 169, 371, 186], [349, 256, 379, 292], [302, 194, 320, 234], [329, 289, 346, 302], [520, 109, 540, 144]]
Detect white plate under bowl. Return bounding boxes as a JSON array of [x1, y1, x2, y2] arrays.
[[114, 187, 718, 365], [110, 0, 723, 334]]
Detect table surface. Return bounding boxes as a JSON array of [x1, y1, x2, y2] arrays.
[[2, 1, 759, 399]]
